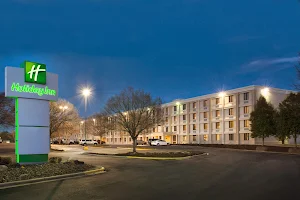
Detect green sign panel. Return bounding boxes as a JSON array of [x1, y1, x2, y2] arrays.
[[22, 61, 47, 85]]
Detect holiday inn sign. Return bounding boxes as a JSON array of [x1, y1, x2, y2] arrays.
[[5, 61, 58, 164]]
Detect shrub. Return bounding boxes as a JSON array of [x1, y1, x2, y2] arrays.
[[0, 156, 12, 165], [49, 157, 62, 163]]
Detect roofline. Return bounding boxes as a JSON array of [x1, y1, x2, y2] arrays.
[[162, 85, 297, 107]]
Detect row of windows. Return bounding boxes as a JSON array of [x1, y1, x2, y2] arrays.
[[167, 120, 250, 132], [167, 93, 250, 113], [166, 107, 250, 122]]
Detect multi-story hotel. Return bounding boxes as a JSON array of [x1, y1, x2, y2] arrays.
[[104, 85, 296, 145]]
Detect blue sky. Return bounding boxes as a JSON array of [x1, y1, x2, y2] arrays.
[[0, 0, 299, 116]]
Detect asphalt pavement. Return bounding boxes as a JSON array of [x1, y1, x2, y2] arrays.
[[1, 144, 300, 200]]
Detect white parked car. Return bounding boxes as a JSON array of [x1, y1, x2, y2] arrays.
[[79, 139, 98, 145], [150, 139, 169, 146]]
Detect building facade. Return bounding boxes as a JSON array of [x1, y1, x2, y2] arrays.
[[104, 85, 296, 145]]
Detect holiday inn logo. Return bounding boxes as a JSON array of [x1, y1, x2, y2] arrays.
[[22, 61, 47, 85]]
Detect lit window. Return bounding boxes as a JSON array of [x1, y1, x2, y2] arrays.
[[193, 124, 196, 131], [193, 113, 196, 120], [229, 121, 234, 128], [203, 135, 208, 141], [174, 116, 177, 122], [216, 134, 220, 141], [203, 100, 208, 107], [216, 98, 220, 104], [153, 128, 156, 132], [193, 102, 196, 109], [229, 134, 234, 141], [216, 122, 220, 129], [204, 123, 208, 130], [193, 135, 197, 141], [183, 135, 186, 141], [204, 112, 208, 119], [244, 106, 249, 114], [229, 108, 233, 115], [228, 95, 233, 103], [216, 110, 220, 117], [244, 133, 250, 140], [183, 125, 187, 131], [244, 120, 250, 127]]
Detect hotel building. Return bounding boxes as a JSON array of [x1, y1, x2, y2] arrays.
[[104, 85, 296, 145]]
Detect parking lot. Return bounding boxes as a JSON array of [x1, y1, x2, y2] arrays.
[[1, 144, 300, 200]]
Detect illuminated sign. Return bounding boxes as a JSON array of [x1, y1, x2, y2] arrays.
[[22, 61, 47, 85], [11, 82, 56, 97]]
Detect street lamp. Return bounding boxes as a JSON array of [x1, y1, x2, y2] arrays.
[[81, 87, 92, 147], [59, 105, 68, 144]]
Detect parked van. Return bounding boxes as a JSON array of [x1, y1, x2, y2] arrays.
[[79, 139, 98, 146]]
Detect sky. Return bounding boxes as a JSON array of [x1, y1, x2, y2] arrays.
[[0, 0, 299, 116]]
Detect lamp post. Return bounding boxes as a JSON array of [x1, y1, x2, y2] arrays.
[[81, 88, 91, 147], [59, 105, 68, 144]]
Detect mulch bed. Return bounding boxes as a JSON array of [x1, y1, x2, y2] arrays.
[[0, 162, 95, 183]]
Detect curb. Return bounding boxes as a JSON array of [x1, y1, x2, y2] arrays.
[[0, 167, 105, 190]]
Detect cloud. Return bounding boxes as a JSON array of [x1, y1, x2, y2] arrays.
[[241, 56, 299, 73]]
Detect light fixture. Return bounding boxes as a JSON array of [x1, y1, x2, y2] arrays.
[[176, 102, 181, 106], [82, 88, 91, 97], [218, 92, 225, 97], [261, 87, 270, 97]]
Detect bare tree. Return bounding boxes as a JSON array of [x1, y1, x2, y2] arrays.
[[86, 113, 109, 143], [50, 99, 80, 137], [0, 92, 15, 128], [104, 87, 163, 153]]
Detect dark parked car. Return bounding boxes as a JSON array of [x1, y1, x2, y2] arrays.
[[53, 140, 59, 144], [148, 139, 159, 146], [97, 140, 106, 145]]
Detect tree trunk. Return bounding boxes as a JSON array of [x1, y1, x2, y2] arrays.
[[262, 137, 265, 146], [132, 138, 137, 153], [281, 139, 285, 145], [294, 135, 298, 148]]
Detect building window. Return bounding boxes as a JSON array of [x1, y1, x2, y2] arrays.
[[193, 102, 196, 109], [228, 95, 233, 103], [183, 104, 186, 110], [193, 124, 196, 130], [124, 138, 127, 142], [166, 127, 169, 132], [115, 138, 117, 142], [216, 110, 220, 117], [216, 134, 220, 141], [183, 135, 186, 141], [229, 121, 234, 128], [204, 123, 208, 130], [244, 133, 250, 140], [193, 135, 197, 141], [183, 125, 187, 131], [111, 138, 113, 142], [159, 136, 162, 140], [229, 134, 234, 141], [229, 108, 233, 116], [120, 138, 122, 142], [165, 117, 168, 123], [203, 135, 208, 141], [244, 92, 249, 101], [193, 113, 196, 120], [204, 112, 208, 119], [244, 106, 249, 114], [216, 98, 220, 104], [174, 106, 177, 112], [244, 120, 250, 127], [173, 116, 177, 122], [216, 122, 220, 129], [203, 100, 208, 107], [183, 115, 186, 121], [174, 126, 177, 132], [129, 138, 131, 142], [153, 128, 156, 132], [165, 108, 168, 114]]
